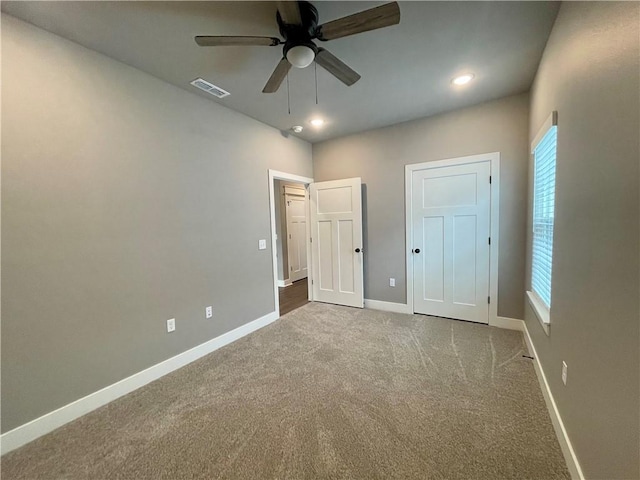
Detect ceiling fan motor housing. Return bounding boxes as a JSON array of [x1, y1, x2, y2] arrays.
[[277, 1, 319, 54]]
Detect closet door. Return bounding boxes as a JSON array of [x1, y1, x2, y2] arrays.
[[285, 186, 308, 283], [412, 161, 490, 323]]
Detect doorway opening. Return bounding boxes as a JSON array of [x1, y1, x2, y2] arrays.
[[268, 170, 314, 318], [276, 181, 309, 315], [269, 170, 365, 318]]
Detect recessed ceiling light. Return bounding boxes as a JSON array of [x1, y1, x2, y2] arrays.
[[452, 73, 475, 86], [291, 125, 303, 133], [310, 118, 324, 127]]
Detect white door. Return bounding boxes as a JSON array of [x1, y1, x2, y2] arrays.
[[412, 161, 490, 323], [310, 178, 364, 308], [285, 190, 308, 282]]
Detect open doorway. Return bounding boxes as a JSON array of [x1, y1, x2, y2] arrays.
[[269, 170, 364, 317], [275, 181, 308, 314], [268, 170, 314, 318]]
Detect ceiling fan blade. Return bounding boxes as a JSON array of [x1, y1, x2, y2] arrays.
[[276, 1, 302, 26], [263, 58, 292, 93], [315, 2, 400, 41], [195, 36, 281, 47], [315, 48, 361, 86]]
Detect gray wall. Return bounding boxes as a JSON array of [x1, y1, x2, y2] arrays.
[[1, 15, 312, 433], [313, 94, 530, 319], [526, 3, 640, 478]]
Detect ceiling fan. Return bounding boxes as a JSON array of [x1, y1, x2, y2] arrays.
[[195, 1, 400, 93]]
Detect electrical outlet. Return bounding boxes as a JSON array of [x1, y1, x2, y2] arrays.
[[389, 278, 396, 287], [561, 361, 568, 385], [205, 306, 213, 319], [258, 239, 267, 250], [166, 318, 176, 333]]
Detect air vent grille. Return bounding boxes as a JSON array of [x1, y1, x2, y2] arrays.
[[190, 78, 230, 98]]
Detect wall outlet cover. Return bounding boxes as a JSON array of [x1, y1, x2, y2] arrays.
[[259, 239, 267, 250], [167, 318, 176, 333], [205, 306, 213, 319], [389, 278, 396, 287]]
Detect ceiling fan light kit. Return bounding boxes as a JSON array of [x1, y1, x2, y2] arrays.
[[285, 44, 316, 69], [194, 1, 400, 94]]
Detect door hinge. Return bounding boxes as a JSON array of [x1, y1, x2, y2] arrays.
[[290, 266, 293, 271], [310, 237, 312, 243], [488, 296, 491, 304], [311, 279, 314, 285], [489, 175, 492, 184], [488, 237, 491, 245], [289, 233, 291, 239]]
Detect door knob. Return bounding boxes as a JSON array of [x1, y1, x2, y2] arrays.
[[355, 248, 361, 253], [413, 248, 421, 254]]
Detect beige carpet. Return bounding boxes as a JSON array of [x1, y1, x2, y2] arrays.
[[2, 302, 569, 479]]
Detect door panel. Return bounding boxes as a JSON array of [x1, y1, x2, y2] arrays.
[[452, 215, 477, 305], [338, 219, 355, 293], [310, 178, 363, 308], [412, 162, 490, 323], [297, 222, 307, 273], [317, 186, 353, 213], [422, 173, 477, 208], [423, 216, 445, 302], [318, 220, 334, 290]]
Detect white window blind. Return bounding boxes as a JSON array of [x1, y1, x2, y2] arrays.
[[531, 125, 557, 309]]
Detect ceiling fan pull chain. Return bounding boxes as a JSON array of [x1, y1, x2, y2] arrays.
[[315, 61, 318, 105], [287, 71, 291, 115]]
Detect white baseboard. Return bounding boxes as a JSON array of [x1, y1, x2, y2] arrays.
[[491, 316, 525, 331], [277, 279, 292, 288], [0, 310, 279, 456], [364, 299, 412, 314], [522, 322, 584, 480]]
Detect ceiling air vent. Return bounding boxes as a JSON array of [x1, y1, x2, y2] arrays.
[[190, 78, 230, 98]]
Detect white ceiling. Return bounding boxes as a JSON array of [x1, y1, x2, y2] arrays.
[[2, 1, 559, 143]]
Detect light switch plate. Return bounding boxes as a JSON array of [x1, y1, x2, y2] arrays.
[[259, 239, 267, 250], [389, 278, 396, 287]]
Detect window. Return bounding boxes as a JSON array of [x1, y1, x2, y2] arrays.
[[528, 112, 557, 334]]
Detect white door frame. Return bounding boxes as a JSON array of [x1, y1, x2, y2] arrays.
[[268, 169, 314, 318], [405, 152, 501, 325]]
